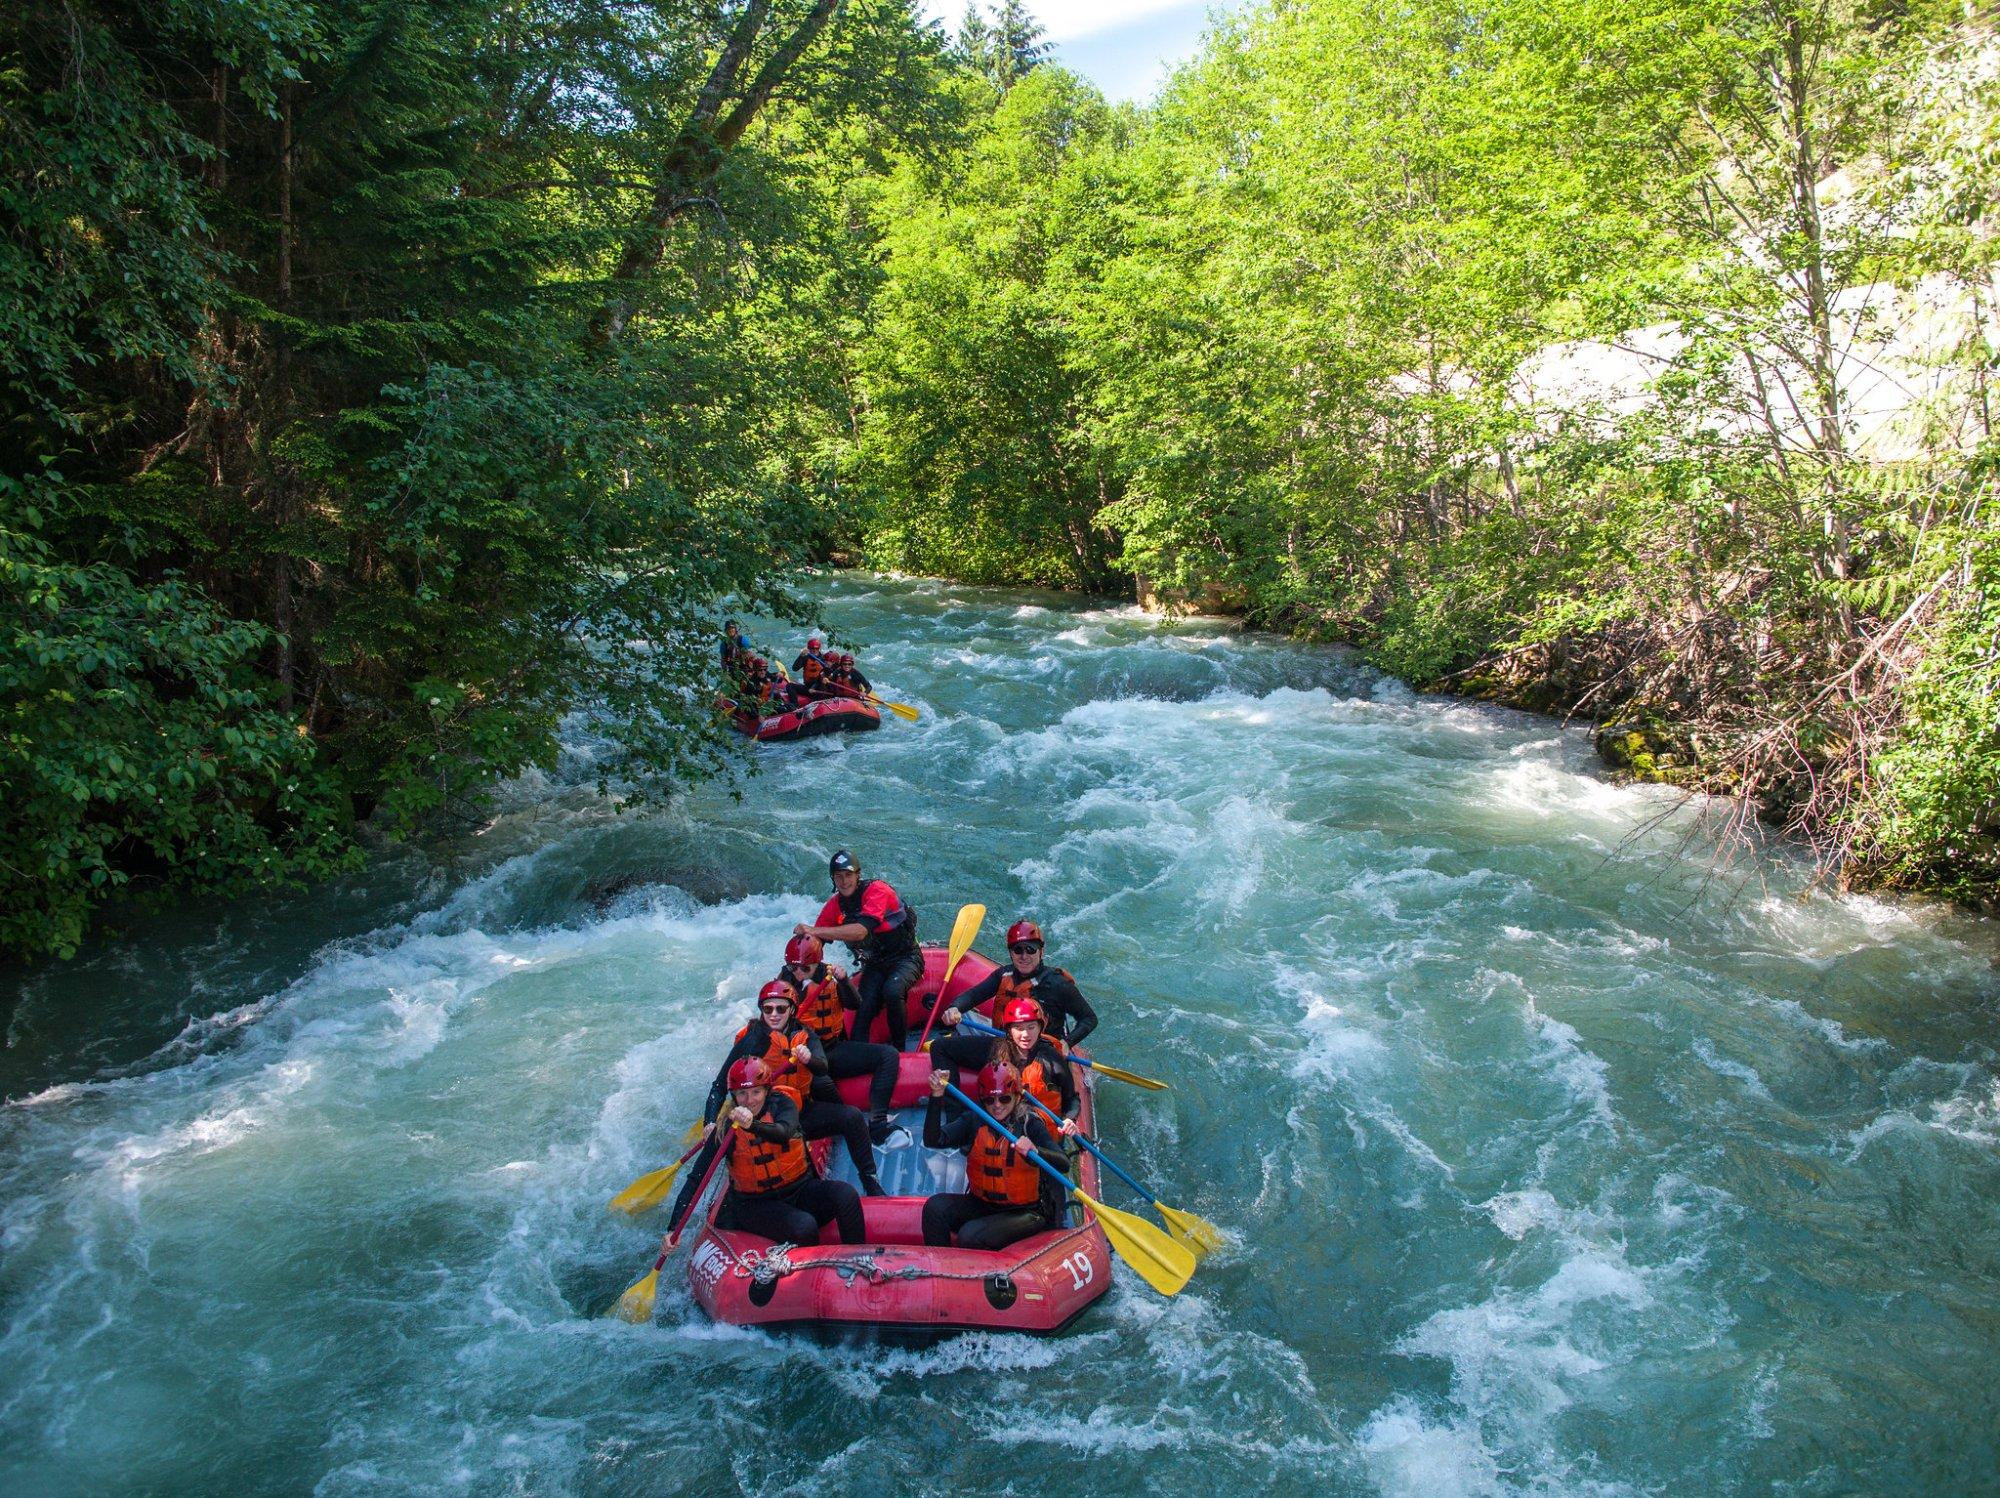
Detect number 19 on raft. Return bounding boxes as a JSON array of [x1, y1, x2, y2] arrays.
[[1061, 1249, 1094, 1291]]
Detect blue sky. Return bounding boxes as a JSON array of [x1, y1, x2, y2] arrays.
[[922, 1, 1233, 104]]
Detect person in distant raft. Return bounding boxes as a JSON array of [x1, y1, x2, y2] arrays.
[[795, 850, 924, 1064], [921, 1063, 1065, 1250], [778, 935, 903, 1146], [805, 656, 832, 695], [791, 635, 828, 682], [701, 1058, 867, 1246], [931, 919, 1097, 1051], [697, 979, 887, 1197], [742, 657, 795, 714], [835, 652, 871, 696], [719, 619, 753, 677]]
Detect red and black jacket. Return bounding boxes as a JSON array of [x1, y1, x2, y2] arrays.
[[814, 878, 919, 966]]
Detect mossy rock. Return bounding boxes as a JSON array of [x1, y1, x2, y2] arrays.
[[1595, 719, 1698, 784]]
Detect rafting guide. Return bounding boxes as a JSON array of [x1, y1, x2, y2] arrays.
[[798, 849, 925, 1060], [607, 851, 1214, 1330]]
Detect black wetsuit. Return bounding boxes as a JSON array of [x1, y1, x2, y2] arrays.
[[920, 1095, 1065, 1249], [781, 964, 901, 1119], [706, 1093, 866, 1245], [699, 1019, 881, 1186], [817, 879, 922, 1051], [940, 962, 1098, 1047]]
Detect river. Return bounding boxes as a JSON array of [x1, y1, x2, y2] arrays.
[[3, 575, 1997, 1495]]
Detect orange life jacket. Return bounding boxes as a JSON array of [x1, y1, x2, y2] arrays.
[[996, 968, 1072, 999], [726, 1117, 811, 1196], [1019, 1051, 1065, 1125], [794, 970, 847, 1048], [802, 656, 824, 685], [995, 968, 1074, 1026], [734, 1022, 812, 1104], [967, 1123, 1043, 1207]]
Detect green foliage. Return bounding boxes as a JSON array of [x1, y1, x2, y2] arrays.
[[955, 1, 1050, 90], [855, 67, 1126, 589], [853, 0, 2000, 898], [1, 478, 354, 959], [0, 0, 953, 957]]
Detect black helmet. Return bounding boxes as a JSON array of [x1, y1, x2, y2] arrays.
[[828, 848, 858, 876]]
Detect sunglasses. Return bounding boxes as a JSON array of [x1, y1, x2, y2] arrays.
[[1010, 942, 1043, 955], [759, 1003, 793, 1014]]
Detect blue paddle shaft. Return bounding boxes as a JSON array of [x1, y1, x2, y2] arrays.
[[956, 1014, 1109, 1078], [942, 1084, 1076, 1196], [1021, 1092, 1158, 1203]]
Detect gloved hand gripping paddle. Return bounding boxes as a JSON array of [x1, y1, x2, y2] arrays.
[[942, 1083, 1193, 1297]]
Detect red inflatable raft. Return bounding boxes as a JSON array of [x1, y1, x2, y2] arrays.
[[718, 691, 881, 743], [685, 944, 1113, 1337]]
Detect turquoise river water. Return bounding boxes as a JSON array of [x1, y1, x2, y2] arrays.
[[3, 575, 1998, 1495]]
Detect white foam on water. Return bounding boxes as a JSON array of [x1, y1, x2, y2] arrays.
[[819, 1328, 1082, 1398], [1016, 1407, 1193, 1455], [1483, 755, 1676, 832], [1292, 995, 1391, 1083], [1485, 1188, 1565, 1241], [1690, 1039, 1776, 1103], [1748, 995, 1889, 1055], [1929, 1077, 2000, 1146], [1391, 1250, 1654, 1446], [1355, 1397, 1505, 1497], [1841, 1108, 1928, 1160], [1522, 999, 1618, 1132], [1335, 1097, 1457, 1179]]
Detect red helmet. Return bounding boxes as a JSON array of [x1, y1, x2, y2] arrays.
[[758, 978, 798, 1009], [784, 934, 823, 967], [838, 653, 854, 666], [808, 635, 822, 649], [1006, 919, 1044, 948], [727, 1056, 774, 1090], [977, 1062, 1023, 1100], [999, 996, 1045, 1029]]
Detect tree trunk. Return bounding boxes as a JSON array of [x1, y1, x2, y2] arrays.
[[595, 0, 846, 342]]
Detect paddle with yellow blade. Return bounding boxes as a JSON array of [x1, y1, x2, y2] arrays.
[[1022, 1094, 1224, 1259], [918, 904, 986, 1048], [606, 1120, 711, 1214], [610, 1134, 733, 1324], [954, 1015, 1169, 1091], [860, 690, 921, 723], [944, 1083, 1195, 1297]]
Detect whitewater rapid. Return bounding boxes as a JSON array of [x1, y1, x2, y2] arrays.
[[3, 576, 1996, 1495]]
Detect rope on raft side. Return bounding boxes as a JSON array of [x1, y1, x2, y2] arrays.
[[725, 1221, 1101, 1287]]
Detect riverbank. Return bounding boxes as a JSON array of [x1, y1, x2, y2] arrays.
[[1114, 572, 2000, 917]]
